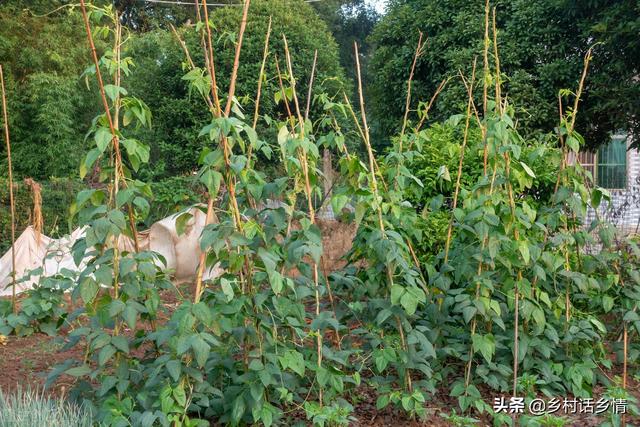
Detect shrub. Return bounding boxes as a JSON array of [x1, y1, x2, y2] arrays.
[[147, 175, 205, 225]]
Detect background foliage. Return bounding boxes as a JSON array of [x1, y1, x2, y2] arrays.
[[127, 0, 347, 179], [369, 0, 640, 149]]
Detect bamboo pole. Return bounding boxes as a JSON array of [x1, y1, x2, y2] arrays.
[[399, 32, 425, 149], [223, 0, 251, 118], [305, 50, 318, 122], [193, 0, 252, 303], [247, 16, 272, 162], [491, 8, 502, 114], [282, 35, 325, 404], [489, 9, 522, 401], [252, 16, 272, 129], [169, 24, 215, 111], [443, 60, 477, 264], [200, 0, 222, 115], [481, 0, 490, 174], [414, 77, 449, 134], [354, 41, 413, 393], [0, 64, 16, 314]]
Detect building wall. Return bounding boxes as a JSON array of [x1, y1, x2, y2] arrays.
[[585, 140, 640, 232]]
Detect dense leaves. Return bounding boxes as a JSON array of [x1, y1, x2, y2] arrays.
[[369, 0, 640, 149], [0, 1, 639, 426]]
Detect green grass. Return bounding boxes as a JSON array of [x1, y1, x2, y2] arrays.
[[0, 387, 92, 427]]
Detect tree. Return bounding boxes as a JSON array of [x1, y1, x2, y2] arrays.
[[312, 0, 380, 81], [368, 0, 640, 150], [126, 0, 348, 178], [114, 0, 195, 31], [0, 0, 100, 179]]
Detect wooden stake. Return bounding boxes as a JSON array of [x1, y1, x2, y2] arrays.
[[443, 60, 477, 264], [482, 0, 490, 174], [0, 64, 16, 314], [354, 41, 413, 393], [399, 32, 425, 148], [305, 50, 318, 122], [194, 0, 251, 303], [491, 8, 502, 114], [282, 35, 325, 404], [252, 16, 272, 129]]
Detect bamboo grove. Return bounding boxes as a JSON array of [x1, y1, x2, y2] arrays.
[[0, 1, 638, 426]]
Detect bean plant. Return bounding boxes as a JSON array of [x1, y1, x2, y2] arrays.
[[0, 1, 638, 426]]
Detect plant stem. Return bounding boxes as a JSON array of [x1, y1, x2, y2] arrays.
[[0, 64, 16, 314], [414, 77, 449, 134]]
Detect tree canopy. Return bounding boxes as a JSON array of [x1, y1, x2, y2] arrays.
[[126, 0, 347, 178], [0, 1, 100, 179], [369, 0, 640, 149]]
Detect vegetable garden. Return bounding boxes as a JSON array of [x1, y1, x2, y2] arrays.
[[0, 1, 639, 426]]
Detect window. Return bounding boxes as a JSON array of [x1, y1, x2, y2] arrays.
[[597, 135, 627, 189], [575, 134, 628, 190], [577, 151, 596, 182]]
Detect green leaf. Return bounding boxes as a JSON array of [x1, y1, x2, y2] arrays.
[[98, 344, 116, 366], [400, 286, 425, 315], [400, 291, 418, 315], [376, 394, 390, 410], [591, 188, 603, 209], [66, 365, 92, 377], [80, 279, 99, 304], [175, 212, 193, 236], [104, 84, 127, 102], [623, 311, 639, 322], [123, 304, 137, 329], [82, 149, 101, 179], [231, 395, 246, 424], [518, 241, 530, 264], [220, 278, 235, 302], [268, 271, 283, 295], [566, 135, 580, 152], [390, 285, 404, 305], [173, 384, 187, 407], [279, 350, 305, 377], [166, 360, 181, 382], [191, 335, 211, 368], [260, 405, 273, 427], [602, 295, 614, 313], [94, 127, 112, 152], [472, 333, 495, 363], [111, 335, 129, 353], [462, 306, 477, 324], [331, 194, 349, 214], [199, 168, 223, 197], [192, 302, 212, 326], [258, 248, 278, 273], [519, 161, 536, 178]]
